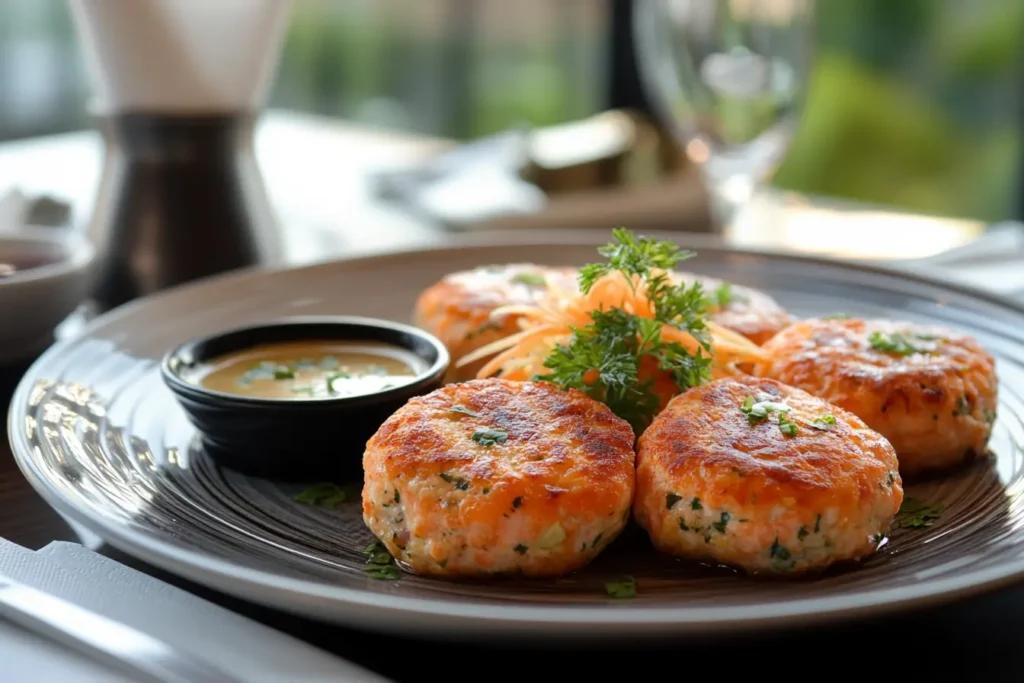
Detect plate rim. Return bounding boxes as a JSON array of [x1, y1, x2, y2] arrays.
[[10, 231, 1024, 637]]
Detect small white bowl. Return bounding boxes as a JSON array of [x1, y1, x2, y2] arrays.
[[0, 229, 96, 364]]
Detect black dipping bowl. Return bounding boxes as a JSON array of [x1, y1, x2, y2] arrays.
[[160, 316, 449, 482]]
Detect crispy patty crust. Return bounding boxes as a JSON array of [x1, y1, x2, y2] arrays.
[[362, 378, 636, 577], [634, 377, 903, 575], [413, 264, 578, 381], [754, 318, 998, 476]]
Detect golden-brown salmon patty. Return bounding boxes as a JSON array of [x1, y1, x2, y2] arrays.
[[634, 377, 903, 575], [413, 264, 579, 382], [363, 378, 636, 577], [754, 318, 998, 476]]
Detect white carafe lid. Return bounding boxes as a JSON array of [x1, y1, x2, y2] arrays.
[[68, 0, 293, 115]]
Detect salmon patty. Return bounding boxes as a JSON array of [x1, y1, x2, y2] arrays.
[[673, 273, 793, 346], [634, 377, 902, 575], [413, 264, 579, 381], [414, 265, 792, 382], [754, 318, 998, 477], [362, 378, 636, 577]]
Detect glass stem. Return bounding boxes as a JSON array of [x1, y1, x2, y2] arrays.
[[702, 170, 755, 232]]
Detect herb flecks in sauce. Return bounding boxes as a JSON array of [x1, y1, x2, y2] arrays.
[[200, 341, 420, 400], [665, 493, 682, 510]]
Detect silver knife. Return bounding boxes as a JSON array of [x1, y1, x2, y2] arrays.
[[0, 576, 242, 683]]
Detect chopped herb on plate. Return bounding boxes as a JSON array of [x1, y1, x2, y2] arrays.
[[897, 498, 944, 529], [364, 540, 401, 581], [294, 482, 359, 508], [604, 575, 637, 599]]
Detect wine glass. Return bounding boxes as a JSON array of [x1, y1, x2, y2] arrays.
[[633, 0, 815, 230]]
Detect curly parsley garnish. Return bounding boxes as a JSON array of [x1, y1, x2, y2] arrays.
[[540, 229, 713, 433], [578, 228, 695, 292]]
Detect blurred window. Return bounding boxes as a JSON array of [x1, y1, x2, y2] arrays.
[[0, 0, 1021, 222]]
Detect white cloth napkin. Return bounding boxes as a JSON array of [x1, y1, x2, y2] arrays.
[[894, 222, 1024, 298], [0, 538, 391, 682]]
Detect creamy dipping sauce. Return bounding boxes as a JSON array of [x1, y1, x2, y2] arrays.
[[198, 340, 423, 400]]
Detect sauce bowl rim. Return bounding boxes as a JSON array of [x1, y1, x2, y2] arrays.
[[159, 315, 450, 408]]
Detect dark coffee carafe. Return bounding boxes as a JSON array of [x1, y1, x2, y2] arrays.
[[69, 0, 293, 310]]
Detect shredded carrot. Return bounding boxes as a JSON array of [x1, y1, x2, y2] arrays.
[[455, 269, 765, 384]]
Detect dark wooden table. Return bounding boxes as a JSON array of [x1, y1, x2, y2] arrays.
[[3, 358, 1024, 680]]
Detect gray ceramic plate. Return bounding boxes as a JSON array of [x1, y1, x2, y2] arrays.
[[8, 231, 1024, 640]]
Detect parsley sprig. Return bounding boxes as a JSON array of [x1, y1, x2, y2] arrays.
[[578, 228, 695, 292], [540, 230, 713, 433]]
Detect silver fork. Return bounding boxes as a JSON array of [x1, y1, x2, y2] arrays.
[[0, 575, 242, 683]]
